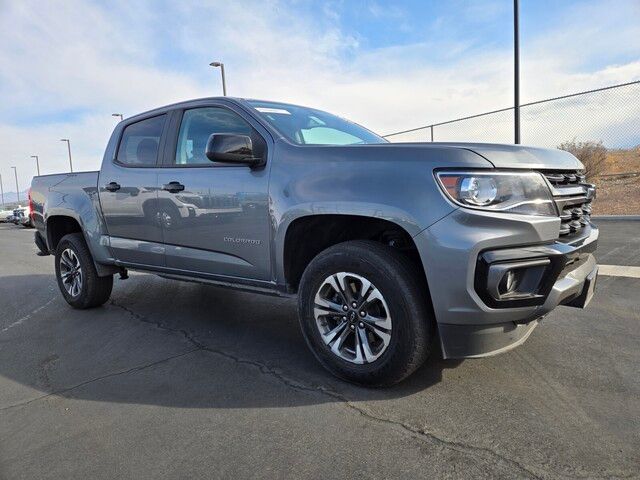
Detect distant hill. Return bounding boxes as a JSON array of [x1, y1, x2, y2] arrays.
[[1, 189, 29, 207]]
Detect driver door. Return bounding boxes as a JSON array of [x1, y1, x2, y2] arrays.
[[157, 105, 271, 281]]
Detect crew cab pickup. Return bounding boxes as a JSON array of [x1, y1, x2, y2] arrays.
[[31, 97, 598, 386]]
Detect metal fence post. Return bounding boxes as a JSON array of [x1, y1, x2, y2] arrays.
[[514, 0, 521, 144]]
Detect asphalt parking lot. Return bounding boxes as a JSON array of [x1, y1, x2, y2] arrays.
[[0, 220, 638, 479]]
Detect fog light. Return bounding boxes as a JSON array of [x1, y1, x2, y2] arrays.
[[486, 258, 551, 301], [500, 270, 520, 295]]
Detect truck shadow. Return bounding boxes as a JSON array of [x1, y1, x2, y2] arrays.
[[0, 273, 462, 410]]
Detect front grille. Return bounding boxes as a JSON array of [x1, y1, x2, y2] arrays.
[[542, 171, 595, 238]]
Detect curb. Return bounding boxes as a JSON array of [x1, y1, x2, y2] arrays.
[[592, 215, 640, 220]]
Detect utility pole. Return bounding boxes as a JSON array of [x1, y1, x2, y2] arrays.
[[514, 0, 521, 144], [60, 139, 73, 172], [11, 166, 19, 203], [0, 173, 4, 206], [31, 155, 40, 176], [209, 61, 227, 96]]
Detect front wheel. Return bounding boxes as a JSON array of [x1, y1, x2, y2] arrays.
[[54, 233, 113, 309], [298, 240, 435, 387]]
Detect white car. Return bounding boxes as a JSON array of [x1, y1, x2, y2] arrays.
[[20, 206, 34, 228], [0, 209, 14, 222]]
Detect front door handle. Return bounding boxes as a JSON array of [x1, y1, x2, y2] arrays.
[[105, 182, 121, 192], [162, 181, 185, 193]]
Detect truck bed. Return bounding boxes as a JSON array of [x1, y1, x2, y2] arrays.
[[30, 171, 100, 232]]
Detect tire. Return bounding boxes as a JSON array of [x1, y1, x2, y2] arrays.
[[54, 233, 113, 309], [298, 240, 435, 387]]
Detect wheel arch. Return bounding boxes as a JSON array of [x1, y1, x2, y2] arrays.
[[46, 214, 118, 277], [280, 213, 430, 297]]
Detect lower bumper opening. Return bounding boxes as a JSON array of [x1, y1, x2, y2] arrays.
[[474, 225, 598, 309]]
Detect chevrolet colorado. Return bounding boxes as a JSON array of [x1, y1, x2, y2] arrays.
[[31, 97, 598, 386]]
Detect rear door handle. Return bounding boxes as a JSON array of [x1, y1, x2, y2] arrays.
[[105, 182, 121, 192], [162, 181, 185, 193]]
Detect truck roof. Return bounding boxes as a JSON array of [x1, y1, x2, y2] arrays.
[[123, 97, 252, 123]]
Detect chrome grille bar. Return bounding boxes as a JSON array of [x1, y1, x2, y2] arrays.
[[541, 171, 595, 238]]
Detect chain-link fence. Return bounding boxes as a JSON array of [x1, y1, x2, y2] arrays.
[[383, 80, 640, 214], [383, 80, 640, 149]]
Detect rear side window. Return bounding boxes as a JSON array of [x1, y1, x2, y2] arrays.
[[116, 115, 166, 166]]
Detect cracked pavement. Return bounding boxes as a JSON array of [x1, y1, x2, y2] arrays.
[[0, 222, 639, 479]]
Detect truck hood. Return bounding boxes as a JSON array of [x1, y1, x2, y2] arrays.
[[283, 141, 582, 171], [431, 142, 584, 171]]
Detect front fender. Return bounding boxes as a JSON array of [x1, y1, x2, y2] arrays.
[[272, 202, 454, 287]]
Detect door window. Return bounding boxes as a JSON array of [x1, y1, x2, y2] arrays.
[[175, 108, 255, 165], [116, 115, 166, 166]]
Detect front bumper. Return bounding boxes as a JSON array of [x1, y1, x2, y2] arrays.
[[414, 209, 598, 359]]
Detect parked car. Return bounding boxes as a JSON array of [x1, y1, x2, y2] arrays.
[[19, 204, 34, 228], [30, 97, 598, 386], [0, 208, 15, 222], [12, 208, 25, 225]]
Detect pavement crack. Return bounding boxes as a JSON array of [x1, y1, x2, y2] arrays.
[[108, 300, 637, 480], [109, 300, 548, 478], [0, 349, 200, 412]]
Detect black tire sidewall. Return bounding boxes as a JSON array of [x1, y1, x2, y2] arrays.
[[54, 233, 112, 309], [298, 241, 432, 386]]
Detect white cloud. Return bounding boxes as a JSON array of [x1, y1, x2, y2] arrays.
[[0, 0, 639, 192]]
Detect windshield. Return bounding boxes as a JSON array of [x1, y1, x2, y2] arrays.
[[246, 100, 387, 146]]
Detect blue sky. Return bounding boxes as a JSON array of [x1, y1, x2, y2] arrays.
[[1, 0, 639, 193]]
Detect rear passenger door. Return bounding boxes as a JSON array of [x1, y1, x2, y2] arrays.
[[99, 114, 168, 266], [157, 105, 272, 281]]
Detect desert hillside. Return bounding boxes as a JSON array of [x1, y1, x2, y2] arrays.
[[593, 146, 640, 215]]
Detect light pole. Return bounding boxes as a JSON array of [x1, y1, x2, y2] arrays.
[[31, 155, 40, 176], [514, 0, 521, 144], [11, 166, 19, 203], [209, 61, 227, 96], [0, 173, 4, 206], [112, 113, 124, 121], [60, 139, 73, 172]]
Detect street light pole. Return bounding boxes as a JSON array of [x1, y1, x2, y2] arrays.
[[31, 155, 40, 176], [60, 139, 73, 172], [0, 174, 4, 206], [112, 113, 124, 121], [514, 0, 521, 144], [209, 61, 227, 96], [11, 166, 19, 203]]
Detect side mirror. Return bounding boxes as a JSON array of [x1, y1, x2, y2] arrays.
[[205, 134, 260, 166]]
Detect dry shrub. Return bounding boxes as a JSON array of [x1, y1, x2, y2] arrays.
[[558, 139, 607, 181]]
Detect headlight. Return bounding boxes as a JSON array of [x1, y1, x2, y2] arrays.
[[436, 171, 557, 216]]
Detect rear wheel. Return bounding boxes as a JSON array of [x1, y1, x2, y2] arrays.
[[54, 233, 113, 309], [298, 240, 434, 387]]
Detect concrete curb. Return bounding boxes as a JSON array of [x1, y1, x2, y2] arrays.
[[592, 215, 640, 220]]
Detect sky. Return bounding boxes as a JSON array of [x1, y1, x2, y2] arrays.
[[1, 0, 639, 196]]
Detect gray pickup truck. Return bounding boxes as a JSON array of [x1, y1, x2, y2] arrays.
[[31, 97, 598, 386]]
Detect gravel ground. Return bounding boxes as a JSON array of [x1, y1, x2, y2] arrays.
[[593, 175, 640, 215]]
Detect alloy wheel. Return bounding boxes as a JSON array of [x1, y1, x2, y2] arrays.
[[59, 248, 83, 297], [313, 272, 392, 364]]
